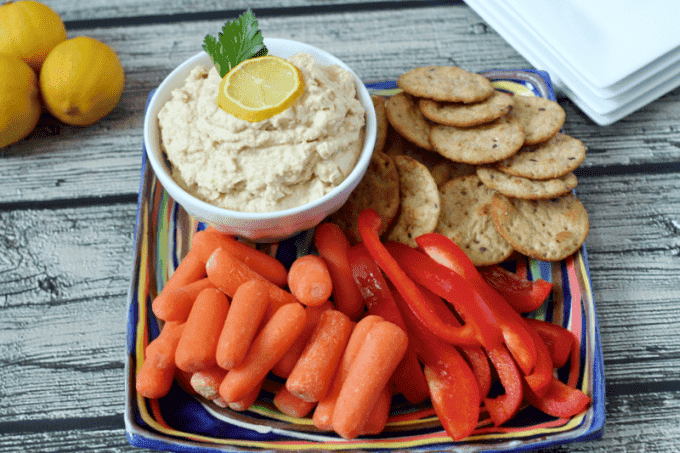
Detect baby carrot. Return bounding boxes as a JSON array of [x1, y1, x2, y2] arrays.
[[175, 288, 230, 373], [314, 222, 365, 320], [228, 379, 264, 412], [136, 357, 175, 399], [152, 278, 215, 323], [271, 300, 334, 378], [145, 321, 185, 369], [286, 309, 353, 402], [161, 248, 206, 296], [219, 302, 306, 403], [360, 384, 392, 435], [332, 320, 408, 440], [216, 280, 270, 370], [206, 247, 297, 318], [313, 314, 384, 431], [287, 254, 333, 307], [274, 386, 317, 418], [190, 365, 227, 401], [191, 229, 288, 287]]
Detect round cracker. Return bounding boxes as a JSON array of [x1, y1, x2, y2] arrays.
[[331, 150, 400, 244], [385, 92, 433, 150], [430, 159, 477, 188], [435, 174, 514, 266], [385, 154, 440, 247], [430, 114, 525, 164], [419, 90, 514, 127], [476, 166, 578, 199], [371, 95, 388, 154], [398, 66, 494, 103], [489, 192, 589, 262], [509, 95, 566, 145], [496, 132, 586, 180]]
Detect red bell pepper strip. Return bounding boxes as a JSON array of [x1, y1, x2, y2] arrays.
[[356, 209, 497, 347], [478, 265, 552, 313], [525, 318, 575, 369], [414, 233, 538, 376], [524, 377, 591, 418], [521, 322, 553, 398], [313, 223, 365, 320], [393, 284, 480, 440], [347, 244, 430, 404], [484, 345, 524, 426]]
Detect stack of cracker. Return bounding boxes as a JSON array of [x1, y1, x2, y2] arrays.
[[334, 65, 590, 265]]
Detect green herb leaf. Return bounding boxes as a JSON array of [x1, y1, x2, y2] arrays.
[[202, 9, 268, 78]]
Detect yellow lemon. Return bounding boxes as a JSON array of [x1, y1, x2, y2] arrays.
[[0, 0, 67, 73], [217, 55, 305, 122], [0, 55, 41, 148], [39, 36, 125, 126]]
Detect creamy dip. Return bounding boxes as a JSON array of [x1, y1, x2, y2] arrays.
[[157, 52, 366, 213]]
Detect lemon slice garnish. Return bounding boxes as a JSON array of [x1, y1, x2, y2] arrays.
[[217, 55, 305, 122]]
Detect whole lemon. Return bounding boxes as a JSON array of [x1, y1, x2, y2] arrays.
[[40, 36, 125, 126], [0, 0, 67, 73], [0, 55, 42, 148]]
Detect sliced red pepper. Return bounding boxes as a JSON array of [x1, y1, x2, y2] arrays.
[[393, 284, 480, 440], [484, 345, 523, 426], [347, 244, 430, 404], [357, 209, 493, 347], [521, 322, 553, 398], [478, 265, 552, 313], [414, 233, 538, 376], [525, 318, 575, 369], [524, 376, 591, 418]]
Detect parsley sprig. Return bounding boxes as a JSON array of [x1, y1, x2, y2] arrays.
[[202, 9, 268, 78]]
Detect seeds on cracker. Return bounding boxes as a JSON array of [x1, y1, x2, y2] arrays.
[[430, 114, 525, 165], [419, 90, 514, 127], [435, 174, 514, 266], [385, 92, 433, 150], [489, 192, 589, 262], [476, 166, 578, 199], [398, 66, 495, 103], [509, 95, 566, 145], [385, 154, 440, 248], [331, 150, 400, 244], [496, 132, 586, 180], [371, 95, 388, 154]]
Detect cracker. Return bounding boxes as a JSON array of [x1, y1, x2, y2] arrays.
[[419, 90, 514, 127], [372, 95, 388, 153], [398, 66, 494, 103], [385, 92, 433, 150], [509, 95, 566, 145], [489, 192, 589, 262], [476, 166, 578, 199], [430, 159, 477, 188], [496, 132, 586, 180], [385, 154, 441, 247], [435, 174, 514, 266], [331, 150, 400, 244], [430, 114, 525, 164]]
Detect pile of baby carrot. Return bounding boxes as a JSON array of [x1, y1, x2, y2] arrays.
[[136, 209, 591, 441]]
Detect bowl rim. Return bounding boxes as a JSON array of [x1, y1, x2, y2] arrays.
[[143, 38, 377, 222]]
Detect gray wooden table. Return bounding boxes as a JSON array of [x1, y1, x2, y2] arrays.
[[2, 1, 679, 452]]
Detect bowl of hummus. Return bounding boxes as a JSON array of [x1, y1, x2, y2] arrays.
[[144, 38, 377, 242]]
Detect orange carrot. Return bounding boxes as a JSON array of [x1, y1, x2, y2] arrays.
[[286, 309, 353, 402], [219, 302, 306, 403], [152, 278, 215, 323], [274, 386, 317, 418], [161, 248, 206, 296], [136, 358, 175, 399], [312, 314, 384, 431], [175, 288, 230, 373], [271, 300, 334, 378], [287, 254, 333, 307], [175, 369, 197, 395], [206, 247, 297, 318], [332, 320, 408, 440], [216, 280, 270, 369], [190, 365, 227, 401], [228, 379, 264, 411], [191, 229, 288, 287], [314, 223, 365, 320], [360, 384, 392, 435], [145, 322, 186, 369]]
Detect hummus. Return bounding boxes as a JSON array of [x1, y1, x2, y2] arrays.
[[157, 52, 366, 213]]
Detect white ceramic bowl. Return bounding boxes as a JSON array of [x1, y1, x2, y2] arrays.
[[144, 38, 377, 242]]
